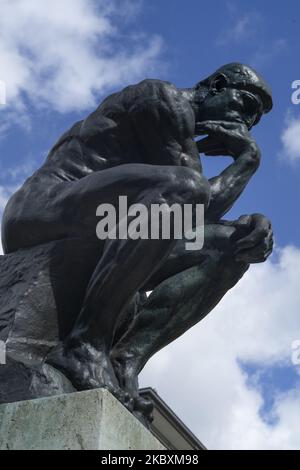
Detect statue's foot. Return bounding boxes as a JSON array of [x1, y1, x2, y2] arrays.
[[45, 341, 133, 408], [111, 350, 153, 424], [134, 397, 154, 427]]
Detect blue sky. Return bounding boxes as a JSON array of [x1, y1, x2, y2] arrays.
[[1, 0, 300, 449], [1, 1, 300, 244], [240, 359, 300, 426]]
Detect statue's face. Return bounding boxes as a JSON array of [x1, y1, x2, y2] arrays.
[[194, 86, 263, 131]]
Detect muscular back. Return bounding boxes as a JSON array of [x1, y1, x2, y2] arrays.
[[43, 79, 202, 181], [2, 79, 202, 253]]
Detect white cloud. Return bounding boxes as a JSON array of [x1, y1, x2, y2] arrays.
[[0, 183, 16, 212], [281, 116, 300, 163], [216, 12, 263, 46], [0, 0, 163, 117], [250, 38, 287, 69], [140, 246, 300, 449], [215, 7, 287, 71]]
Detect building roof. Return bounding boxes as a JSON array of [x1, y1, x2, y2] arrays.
[[139, 388, 206, 450]]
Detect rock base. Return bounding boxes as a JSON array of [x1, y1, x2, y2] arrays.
[[0, 388, 165, 450]]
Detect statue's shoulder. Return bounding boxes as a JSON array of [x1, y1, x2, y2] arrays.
[[122, 78, 178, 103], [130, 78, 176, 92], [121, 79, 192, 121], [48, 120, 84, 155], [95, 79, 181, 120]]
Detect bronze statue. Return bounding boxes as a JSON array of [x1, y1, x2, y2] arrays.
[[0, 63, 273, 424]]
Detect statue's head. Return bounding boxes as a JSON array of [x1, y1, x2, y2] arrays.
[[193, 63, 273, 130]]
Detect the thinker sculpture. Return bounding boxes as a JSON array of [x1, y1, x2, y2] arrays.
[[0, 63, 273, 423]]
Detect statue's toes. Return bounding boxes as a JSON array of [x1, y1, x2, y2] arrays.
[[45, 343, 67, 371], [134, 395, 154, 421]]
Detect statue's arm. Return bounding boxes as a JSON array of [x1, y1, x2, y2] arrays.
[[206, 147, 260, 221], [196, 120, 261, 222], [145, 213, 273, 290]]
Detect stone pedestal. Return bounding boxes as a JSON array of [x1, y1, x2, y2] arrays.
[[0, 389, 165, 450]]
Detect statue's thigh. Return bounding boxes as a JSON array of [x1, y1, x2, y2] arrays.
[[58, 163, 177, 237]]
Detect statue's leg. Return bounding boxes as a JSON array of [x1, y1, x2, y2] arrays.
[[46, 164, 210, 402], [111, 223, 249, 412]]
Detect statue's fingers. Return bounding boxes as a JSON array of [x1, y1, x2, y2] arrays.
[[235, 251, 258, 263], [245, 250, 273, 263], [196, 120, 243, 130], [204, 148, 230, 156], [196, 137, 216, 152], [200, 144, 227, 154], [195, 121, 234, 136], [235, 236, 257, 251], [235, 245, 272, 263], [265, 233, 274, 251], [236, 255, 267, 264], [195, 122, 220, 135], [251, 213, 272, 229], [236, 233, 274, 261], [197, 137, 229, 156], [250, 215, 273, 239], [235, 215, 253, 228], [235, 228, 265, 251], [264, 246, 274, 259]]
